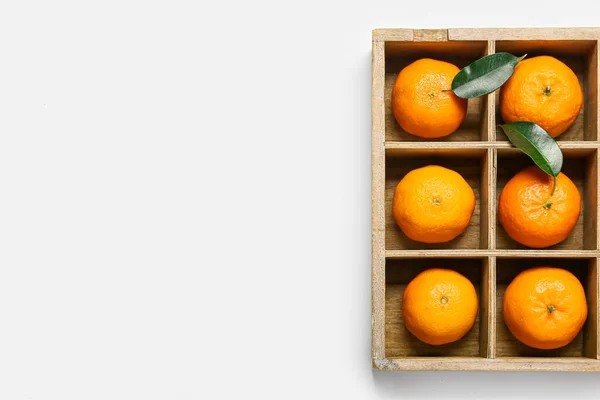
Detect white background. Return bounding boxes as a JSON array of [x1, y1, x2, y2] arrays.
[[1, 0, 600, 398]]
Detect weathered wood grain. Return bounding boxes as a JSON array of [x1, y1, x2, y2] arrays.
[[385, 141, 600, 151], [413, 29, 448, 42], [584, 150, 599, 250], [371, 40, 386, 362], [481, 257, 496, 358], [373, 27, 600, 43], [372, 27, 600, 371], [483, 41, 496, 142], [374, 357, 600, 371], [585, 258, 599, 359], [449, 28, 600, 41], [372, 28, 413, 42], [386, 249, 600, 258], [586, 42, 599, 141]]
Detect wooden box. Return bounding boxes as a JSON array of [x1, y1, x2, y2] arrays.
[[372, 28, 600, 371]]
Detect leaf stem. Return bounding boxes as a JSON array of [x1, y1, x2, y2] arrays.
[[518, 54, 528, 62], [544, 176, 558, 209]]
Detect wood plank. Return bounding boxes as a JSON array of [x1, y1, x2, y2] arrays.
[[413, 29, 448, 42], [595, 258, 600, 359], [385, 147, 487, 158], [449, 28, 600, 41], [586, 41, 599, 141], [484, 40, 496, 141], [374, 28, 600, 43], [489, 149, 497, 249], [371, 40, 386, 362], [584, 150, 599, 249], [385, 41, 487, 58], [584, 258, 599, 359], [372, 28, 413, 42], [485, 149, 496, 249], [496, 40, 596, 56], [480, 257, 496, 358], [386, 249, 600, 258], [386, 141, 600, 150], [496, 143, 599, 158], [480, 150, 490, 249], [480, 40, 494, 251], [374, 357, 600, 371]]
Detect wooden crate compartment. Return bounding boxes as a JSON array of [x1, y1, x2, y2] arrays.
[[494, 40, 598, 141], [385, 257, 490, 357], [385, 148, 489, 250], [495, 257, 598, 359], [384, 41, 490, 142], [495, 148, 598, 250]]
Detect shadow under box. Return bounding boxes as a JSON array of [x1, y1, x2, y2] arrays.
[[385, 257, 488, 358], [494, 40, 599, 141], [385, 148, 487, 250], [384, 41, 489, 142], [496, 148, 598, 250], [495, 257, 598, 358]]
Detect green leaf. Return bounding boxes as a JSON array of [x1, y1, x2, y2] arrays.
[[499, 122, 563, 179], [451, 53, 526, 99]]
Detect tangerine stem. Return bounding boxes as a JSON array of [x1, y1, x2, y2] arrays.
[[548, 305, 556, 313], [543, 177, 557, 209]]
